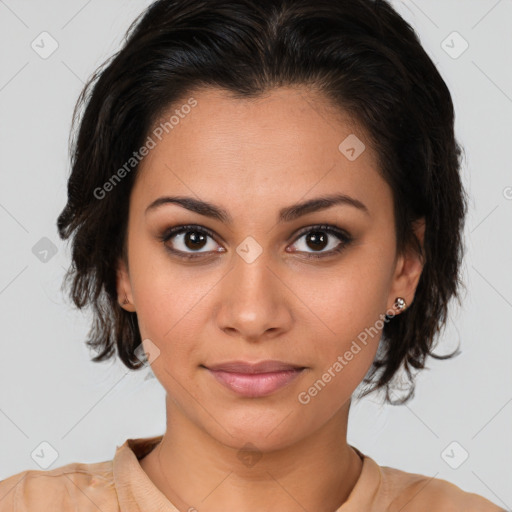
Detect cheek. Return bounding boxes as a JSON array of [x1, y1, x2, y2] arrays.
[[294, 273, 390, 416], [134, 281, 204, 399], [303, 247, 394, 342], [295, 246, 395, 393], [129, 250, 219, 371]]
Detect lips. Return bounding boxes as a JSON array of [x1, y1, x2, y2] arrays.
[[203, 360, 306, 397], [206, 360, 304, 374]]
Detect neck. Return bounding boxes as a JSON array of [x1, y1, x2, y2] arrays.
[[140, 398, 363, 512]]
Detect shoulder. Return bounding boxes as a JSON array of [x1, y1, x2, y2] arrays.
[[378, 464, 505, 512], [0, 460, 117, 512]]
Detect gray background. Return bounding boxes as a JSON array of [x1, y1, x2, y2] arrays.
[[0, 0, 511, 508]]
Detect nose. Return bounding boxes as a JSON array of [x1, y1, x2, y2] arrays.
[[214, 251, 293, 343]]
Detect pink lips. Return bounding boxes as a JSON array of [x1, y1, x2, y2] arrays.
[[205, 360, 305, 397]]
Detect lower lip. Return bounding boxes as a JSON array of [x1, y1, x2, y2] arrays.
[[207, 368, 304, 397]]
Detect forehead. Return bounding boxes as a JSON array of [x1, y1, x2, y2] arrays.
[[132, 86, 391, 221]]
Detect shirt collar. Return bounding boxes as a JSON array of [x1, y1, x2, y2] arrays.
[[113, 435, 179, 512]]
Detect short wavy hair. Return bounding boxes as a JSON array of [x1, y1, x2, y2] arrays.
[[57, 0, 467, 405]]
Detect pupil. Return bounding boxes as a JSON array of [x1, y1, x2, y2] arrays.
[[307, 231, 327, 251]]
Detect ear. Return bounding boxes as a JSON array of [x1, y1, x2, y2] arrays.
[[116, 256, 136, 312], [387, 217, 425, 312]]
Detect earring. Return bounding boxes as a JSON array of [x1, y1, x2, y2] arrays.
[[394, 297, 407, 311], [120, 293, 130, 306]]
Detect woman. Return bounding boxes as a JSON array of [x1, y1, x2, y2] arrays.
[[0, 0, 504, 510]]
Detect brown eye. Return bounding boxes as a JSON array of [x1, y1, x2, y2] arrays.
[[159, 225, 223, 259], [288, 225, 353, 259]]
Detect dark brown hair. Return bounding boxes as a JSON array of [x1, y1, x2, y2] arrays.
[[57, 0, 467, 405]]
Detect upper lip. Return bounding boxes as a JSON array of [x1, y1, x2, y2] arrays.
[[205, 360, 305, 374]]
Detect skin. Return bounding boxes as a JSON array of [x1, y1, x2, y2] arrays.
[[116, 86, 425, 512]]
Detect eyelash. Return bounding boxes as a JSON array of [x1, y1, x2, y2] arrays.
[[158, 224, 353, 261]]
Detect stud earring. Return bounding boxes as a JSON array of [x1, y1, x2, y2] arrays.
[[120, 293, 130, 306], [394, 297, 407, 311]]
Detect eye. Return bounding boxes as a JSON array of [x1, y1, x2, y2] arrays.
[[288, 224, 353, 259], [158, 224, 224, 260]]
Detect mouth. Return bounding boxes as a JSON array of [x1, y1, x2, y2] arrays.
[[201, 360, 307, 398]]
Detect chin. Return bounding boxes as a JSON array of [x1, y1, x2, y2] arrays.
[[201, 407, 313, 453]]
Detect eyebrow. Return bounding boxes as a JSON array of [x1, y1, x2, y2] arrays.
[[145, 193, 370, 223]]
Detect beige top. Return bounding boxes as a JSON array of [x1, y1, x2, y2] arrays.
[[0, 435, 504, 511]]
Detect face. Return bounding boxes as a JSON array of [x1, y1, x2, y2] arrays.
[[117, 87, 424, 451]]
